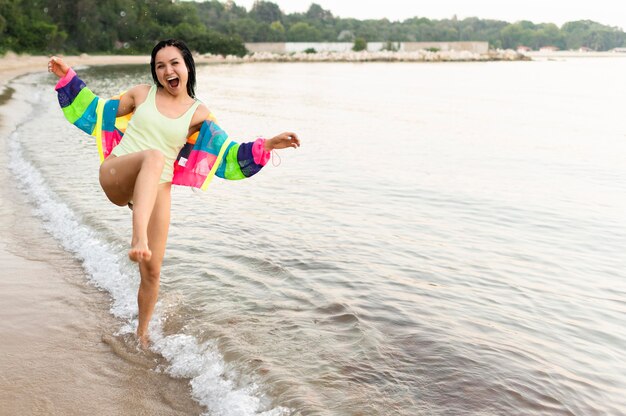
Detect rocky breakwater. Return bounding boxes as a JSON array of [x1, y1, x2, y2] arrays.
[[200, 49, 528, 63]]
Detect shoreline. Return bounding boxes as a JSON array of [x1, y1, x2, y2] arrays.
[[3, 49, 624, 78], [0, 63, 204, 414], [0, 49, 527, 78], [0, 53, 151, 84]]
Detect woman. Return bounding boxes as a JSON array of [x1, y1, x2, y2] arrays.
[[48, 39, 300, 347]]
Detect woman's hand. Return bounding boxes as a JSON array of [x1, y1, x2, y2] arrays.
[[47, 56, 69, 79], [264, 132, 301, 151]]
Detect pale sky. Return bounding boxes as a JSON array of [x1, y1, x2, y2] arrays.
[[233, 0, 624, 29]]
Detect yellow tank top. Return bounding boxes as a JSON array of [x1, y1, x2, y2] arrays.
[[111, 85, 201, 183]]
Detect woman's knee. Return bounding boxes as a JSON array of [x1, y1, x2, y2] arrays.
[[98, 160, 117, 186], [142, 150, 165, 171], [140, 263, 161, 285], [98, 163, 129, 206]]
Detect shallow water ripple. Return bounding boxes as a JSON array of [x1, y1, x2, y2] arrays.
[[11, 60, 626, 415]]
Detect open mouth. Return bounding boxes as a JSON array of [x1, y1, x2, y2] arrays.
[[167, 77, 180, 88]]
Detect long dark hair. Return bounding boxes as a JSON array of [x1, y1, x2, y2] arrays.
[[150, 39, 196, 98]]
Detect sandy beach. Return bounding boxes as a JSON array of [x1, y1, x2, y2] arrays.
[[0, 54, 203, 415]]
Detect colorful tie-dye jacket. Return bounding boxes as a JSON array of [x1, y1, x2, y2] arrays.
[[55, 68, 270, 190]]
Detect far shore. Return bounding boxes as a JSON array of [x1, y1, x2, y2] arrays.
[[0, 48, 527, 86], [2, 48, 624, 88]]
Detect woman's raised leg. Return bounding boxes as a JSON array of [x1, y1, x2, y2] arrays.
[[136, 183, 171, 348], [99, 150, 165, 262]]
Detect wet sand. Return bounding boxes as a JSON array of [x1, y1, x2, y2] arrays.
[[0, 57, 203, 415]]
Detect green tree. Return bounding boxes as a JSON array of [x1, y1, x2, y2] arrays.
[[531, 23, 564, 49], [287, 22, 321, 41], [306, 3, 333, 22], [0, 13, 6, 37], [2, 0, 626, 55], [192, 30, 247, 56], [353, 37, 367, 51], [561, 20, 626, 50], [268, 20, 286, 41], [227, 17, 260, 41], [0, 0, 66, 52], [500, 23, 533, 48], [250, 1, 283, 24], [174, 22, 204, 43]]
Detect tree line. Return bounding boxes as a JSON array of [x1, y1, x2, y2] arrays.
[[1, 0, 625, 55]]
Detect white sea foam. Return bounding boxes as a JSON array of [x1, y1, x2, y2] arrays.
[[7, 129, 137, 319], [7, 98, 291, 415], [152, 333, 289, 416]]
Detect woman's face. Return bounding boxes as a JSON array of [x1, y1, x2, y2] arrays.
[[154, 46, 188, 97]]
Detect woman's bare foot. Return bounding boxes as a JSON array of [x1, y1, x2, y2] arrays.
[[137, 331, 150, 350], [129, 240, 152, 262]]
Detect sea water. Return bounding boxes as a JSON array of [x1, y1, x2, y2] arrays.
[[6, 58, 626, 415]]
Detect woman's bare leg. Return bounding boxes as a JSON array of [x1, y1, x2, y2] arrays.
[[136, 183, 171, 348], [99, 150, 165, 262]]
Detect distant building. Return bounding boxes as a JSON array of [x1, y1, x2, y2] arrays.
[[578, 47, 592, 52], [539, 46, 559, 52], [517, 46, 531, 53], [403, 42, 489, 54], [611, 47, 626, 53]]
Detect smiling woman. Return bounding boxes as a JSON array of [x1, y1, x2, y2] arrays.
[[48, 38, 301, 348], [151, 39, 196, 99]]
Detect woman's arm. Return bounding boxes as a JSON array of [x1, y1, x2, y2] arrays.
[[264, 132, 300, 151], [188, 105, 300, 152], [50, 57, 146, 161], [48, 56, 69, 78], [49, 56, 143, 118], [117, 85, 150, 117], [173, 104, 300, 188]]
